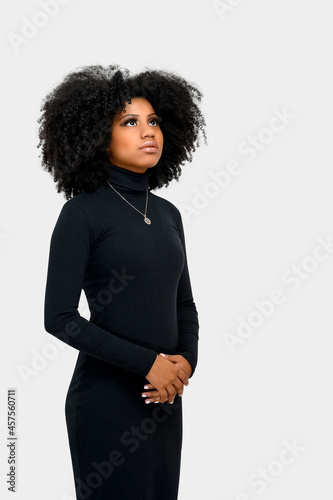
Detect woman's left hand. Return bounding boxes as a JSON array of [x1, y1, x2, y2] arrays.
[[141, 353, 192, 404]]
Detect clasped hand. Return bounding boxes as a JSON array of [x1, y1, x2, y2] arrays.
[[142, 353, 192, 405]]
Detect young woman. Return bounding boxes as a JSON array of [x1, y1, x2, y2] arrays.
[[38, 64, 206, 499]]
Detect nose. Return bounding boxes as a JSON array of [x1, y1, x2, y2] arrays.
[[140, 122, 155, 138]]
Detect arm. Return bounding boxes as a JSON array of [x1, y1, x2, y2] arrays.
[[44, 201, 157, 378], [175, 210, 199, 379]]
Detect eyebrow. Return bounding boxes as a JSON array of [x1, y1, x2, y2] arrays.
[[119, 113, 157, 120]]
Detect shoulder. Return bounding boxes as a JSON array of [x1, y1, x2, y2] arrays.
[[67, 185, 106, 209], [61, 185, 107, 216], [56, 186, 108, 233], [149, 191, 181, 220]]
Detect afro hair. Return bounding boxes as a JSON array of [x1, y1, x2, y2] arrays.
[[37, 64, 207, 199]]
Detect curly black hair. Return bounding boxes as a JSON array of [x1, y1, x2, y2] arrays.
[[37, 64, 207, 200]]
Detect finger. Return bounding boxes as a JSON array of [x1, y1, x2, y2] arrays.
[[144, 397, 162, 404], [174, 380, 184, 398], [166, 384, 177, 404], [160, 352, 169, 359], [172, 375, 184, 397], [173, 370, 186, 397], [143, 384, 155, 390], [160, 387, 169, 403], [177, 368, 189, 386], [143, 389, 177, 405], [159, 353, 177, 364], [141, 390, 160, 399], [145, 385, 168, 403], [144, 396, 173, 405], [161, 353, 176, 363]]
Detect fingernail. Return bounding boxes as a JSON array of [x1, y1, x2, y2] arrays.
[[154, 401, 159, 404], [142, 394, 147, 397], [145, 400, 151, 404], [160, 353, 166, 357], [144, 385, 149, 389]]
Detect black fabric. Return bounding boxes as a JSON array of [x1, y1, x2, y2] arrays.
[[44, 160, 199, 499]]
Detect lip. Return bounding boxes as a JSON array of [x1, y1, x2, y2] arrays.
[[139, 141, 158, 149]]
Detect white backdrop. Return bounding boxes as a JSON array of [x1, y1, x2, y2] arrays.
[[1, 0, 332, 499]]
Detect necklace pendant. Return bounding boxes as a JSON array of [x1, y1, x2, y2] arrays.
[[144, 217, 151, 225]]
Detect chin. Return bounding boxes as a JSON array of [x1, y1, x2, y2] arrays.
[[141, 161, 159, 170]]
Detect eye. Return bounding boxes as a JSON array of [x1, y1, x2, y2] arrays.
[[121, 116, 162, 127], [149, 116, 162, 126], [123, 118, 137, 126]]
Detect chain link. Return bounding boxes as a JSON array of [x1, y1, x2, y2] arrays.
[[106, 180, 150, 223]]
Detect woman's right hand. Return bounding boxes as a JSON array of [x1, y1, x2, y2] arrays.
[[145, 354, 189, 404]]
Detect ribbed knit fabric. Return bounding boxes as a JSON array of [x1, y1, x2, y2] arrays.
[[43, 160, 199, 499], [44, 161, 199, 378]]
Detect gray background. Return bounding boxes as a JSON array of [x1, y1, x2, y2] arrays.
[[1, 0, 332, 498]]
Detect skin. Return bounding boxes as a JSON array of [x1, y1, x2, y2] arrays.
[[107, 96, 164, 173], [144, 353, 193, 404], [107, 98, 193, 404]]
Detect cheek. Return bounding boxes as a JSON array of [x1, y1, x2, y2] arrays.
[[110, 131, 132, 152]]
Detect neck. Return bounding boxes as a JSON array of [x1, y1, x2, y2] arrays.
[[103, 161, 152, 194]]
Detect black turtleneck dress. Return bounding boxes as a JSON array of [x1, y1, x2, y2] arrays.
[[44, 162, 199, 500]]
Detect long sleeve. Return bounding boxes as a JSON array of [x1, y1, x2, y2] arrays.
[[176, 211, 199, 378], [44, 201, 158, 378]]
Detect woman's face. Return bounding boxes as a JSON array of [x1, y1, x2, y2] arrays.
[[107, 97, 164, 173]]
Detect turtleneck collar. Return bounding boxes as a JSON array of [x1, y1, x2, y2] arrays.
[[102, 161, 152, 195]]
